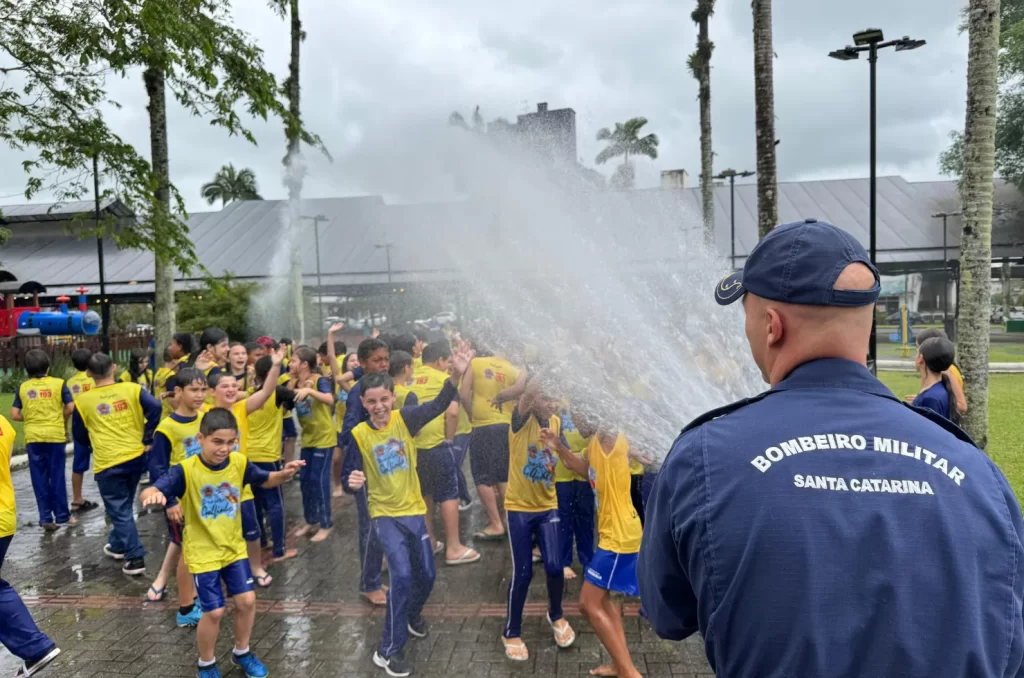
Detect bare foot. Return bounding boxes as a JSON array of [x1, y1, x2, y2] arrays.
[[589, 665, 618, 676], [563, 566, 577, 580], [294, 524, 315, 538], [331, 486, 344, 498], [361, 588, 387, 606], [310, 527, 333, 543], [271, 548, 299, 563]]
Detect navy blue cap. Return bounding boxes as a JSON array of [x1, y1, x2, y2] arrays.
[[714, 218, 881, 307]]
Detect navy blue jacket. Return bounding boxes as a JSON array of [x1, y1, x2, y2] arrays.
[[639, 358, 1024, 678]]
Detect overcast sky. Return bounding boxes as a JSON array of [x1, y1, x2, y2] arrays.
[[0, 0, 968, 213]]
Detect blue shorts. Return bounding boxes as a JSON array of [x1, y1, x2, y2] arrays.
[[165, 513, 183, 546], [585, 548, 640, 597], [416, 442, 459, 503], [469, 424, 509, 487], [72, 442, 91, 475], [241, 499, 261, 542], [282, 417, 297, 440], [193, 559, 254, 612]]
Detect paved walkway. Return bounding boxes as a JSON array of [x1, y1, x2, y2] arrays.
[[0, 458, 712, 677]]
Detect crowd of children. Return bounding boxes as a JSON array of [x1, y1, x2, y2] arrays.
[[0, 322, 661, 678]]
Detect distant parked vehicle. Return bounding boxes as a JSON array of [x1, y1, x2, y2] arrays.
[[433, 311, 457, 325], [885, 310, 923, 324]]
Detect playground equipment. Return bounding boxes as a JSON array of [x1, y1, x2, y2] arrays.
[[0, 274, 46, 337], [16, 286, 100, 336], [888, 305, 914, 357]]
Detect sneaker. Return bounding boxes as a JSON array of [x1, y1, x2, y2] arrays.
[[407, 615, 429, 639], [122, 557, 146, 576], [231, 651, 268, 678], [103, 544, 125, 560], [15, 646, 60, 677], [176, 603, 203, 628], [139, 473, 151, 486], [196, 663, 221, 678], [373, 650, 411, 677], [458, 498, 474, 512]]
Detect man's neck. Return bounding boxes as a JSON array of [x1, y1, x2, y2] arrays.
[[175, 407, 199, 418], [769, 349, 867, 387], [93, 376, 115, 387], [920, 372, 942, 391]]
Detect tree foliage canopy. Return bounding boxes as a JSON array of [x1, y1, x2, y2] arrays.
[[201, 163, 262, 206], [176, 274, 257, 340]]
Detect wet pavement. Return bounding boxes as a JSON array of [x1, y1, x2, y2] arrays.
[[0, 457, 712, 677]]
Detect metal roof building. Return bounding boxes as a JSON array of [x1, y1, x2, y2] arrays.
[[1, 176, 1022, 301]]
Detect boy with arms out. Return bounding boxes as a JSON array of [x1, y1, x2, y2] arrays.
[[344, 345, 473, 677], [11, 350, 75, 530], [141, 408, 303, 678]]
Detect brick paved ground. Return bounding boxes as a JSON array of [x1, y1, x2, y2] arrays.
[[0, 458, 712, 677]]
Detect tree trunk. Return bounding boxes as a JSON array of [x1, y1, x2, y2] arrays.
[[285, 0, 306, 342], [957, 0, 1000, 450], [144, 58, 174, 353], [752, 0, 778, 239], [698, 16, 714, 243]]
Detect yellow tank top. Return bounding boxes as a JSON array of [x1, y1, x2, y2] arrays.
[[505, 412, 560, 513], [294, 378, 336, 448], [66, 371, 95, 401], [469, 357, 520, 428], [156, 414, 203, 466], [247, 391, 283, 463], [19, 377, 67, 443], [556, 412, 588, 482], [413, 356, 423, 370], [393, 384, 412, 409], [152, 367, 174, 419], [0, 416, 16, 538], [949, 363, 965, 388], [75, 382, 146, 473], [351, 411, 426, 519], [408, 365, 449, 449], [180, 453, 249, 574], [587, 434, 641, 553]]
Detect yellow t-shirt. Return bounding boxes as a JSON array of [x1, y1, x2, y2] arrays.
[[152, 367, 175, 419], [120, 369, 154, 393], [587, 433, 642, 554], [0, 415, 17, 538], [247, 391, 283, 463], [156, 413, 203, 466], [393, 384, 412, 409], [455, 404, 472, 437], [294, 377, 336, 448], [66, 371, 95, 401], [75, 382, 146, 474], [470, 357, 519, 427], [180, 452, 249, 574], [279, 373, 294, 420], [18, 377, 68, 444], [228, 400, 254, 502], [505, 411, 560, 513], [949, 363, 965, 389], [408, 365, 450, 450], [351, 411, 427, 519], [413, 356, 423, 370], [556, 412, 588, 483]]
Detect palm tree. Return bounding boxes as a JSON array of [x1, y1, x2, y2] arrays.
[[448, 105, 485, 132], [957, 0, 1001, 449], [200, 163, 263, 206], [689, 0, 716, 242], [595, 118, 659, 189], [752, 0, 778, 239]]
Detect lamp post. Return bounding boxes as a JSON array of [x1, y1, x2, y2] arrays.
[[92, 152, 110, 354], [301, 214, 329, 331], [932, 210, 961, 335], [375, 243, 394, 283], [713, 168, 755, 269], [829, 29, 925, 373]]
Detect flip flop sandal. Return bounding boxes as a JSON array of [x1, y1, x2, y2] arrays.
[[255, 574, 273, 588], [473, 531, 506, 542], [502, 637, 529, 662], [445, 548, 481, 566], [432, 541, 445, 555], [145, 585, 167, 602], [360, 586, 389, 606], [547, 614, 576, 648], [71, 500, 99, 513]]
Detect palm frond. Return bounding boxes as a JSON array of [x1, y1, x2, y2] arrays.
[[595, 127, 612, 141]]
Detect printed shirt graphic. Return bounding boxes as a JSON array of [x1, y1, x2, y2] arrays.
[[156, 415, 204, 466], [469, 357, 519, 427], [587, 433, 641, 553], [408, 365, 449, 449], [180, 453, 248, 574], [505, 410, 560, 513], [17, 377, 70, 443], [66, 371, 95, 401], [352, 411, 426, 519], [0, 416, 17, 538], [555, 411, 588, 482], [335, 381, 349, 432], [295, 376, 336, 448], [75, 382, 145, 474]]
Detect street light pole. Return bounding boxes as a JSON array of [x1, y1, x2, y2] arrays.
[[829, 29, 925, 374], [375, 243, 394, 283], [713, 168, 755, 269], [92, 152, 110, 354], [932, 210, 961, 330]]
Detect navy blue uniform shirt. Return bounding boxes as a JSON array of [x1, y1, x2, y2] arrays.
[[639, 358, 1024, 678], [912, 381, 952, 421]]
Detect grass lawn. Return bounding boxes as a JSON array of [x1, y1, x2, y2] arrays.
[[877, 343, 1024, 362], [878, 371, 1024, 501], [0, 393, 25, 447]]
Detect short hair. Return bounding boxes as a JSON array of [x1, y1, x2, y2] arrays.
[[914, 327, 948, 347], [172, 332, 195, 355], [254, 355, 275, 382], [24, 349, 50, 378], [919, 336, 955, 374], [207, 371, 237, 389], [413, 330, 430, 343], [87, 353, 114, 378], [377, 333, 396, 350], [162, 347, 173, 363], [172, 367, 206, 392], [244, 341, 261, 354], [317, 341, 346, 356], [294, 346, 319, 372], [357, 338, 389, 364], [391, 334, 417, 355], [229, 341, 244, 349], [388, 351, 413, 378], [71, 348, 93, 372], [199, 328, 228, 351], [279, 337, 293, 346], [422, 340, 451, 365], [200, 407, 238, 436], [361, 372, 394, 394]]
